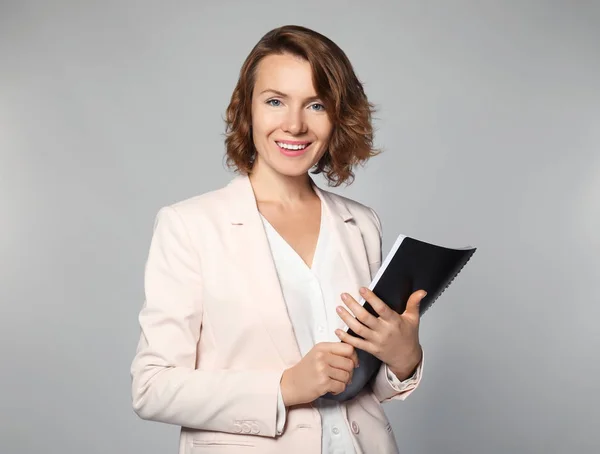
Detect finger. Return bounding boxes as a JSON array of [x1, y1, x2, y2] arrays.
[[358, 287, 396, 321], [403, 290, 427, 319], [327, 364, 351, 384], [325, 341, 356, 359], [325, 342, 359, 368], [336, 304, 376, 341], [330, 379, 348, 395], [327, 353, 356, 373], [339, 292, 380, 329], [335, 328, 375, 356]]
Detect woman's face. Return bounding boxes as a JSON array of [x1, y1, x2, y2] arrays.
[[250, 53, 333, 178]]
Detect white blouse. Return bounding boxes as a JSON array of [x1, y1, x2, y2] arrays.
[[260, 202, 417, 454]]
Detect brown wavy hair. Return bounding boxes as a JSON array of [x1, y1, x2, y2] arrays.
[[224, 25, 380, 187]]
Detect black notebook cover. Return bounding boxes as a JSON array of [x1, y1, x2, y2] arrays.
[[321, 234, 476, 402]]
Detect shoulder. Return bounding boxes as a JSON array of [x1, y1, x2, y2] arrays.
[[151, 178, 236, 229], [170, 186, 228, 217]]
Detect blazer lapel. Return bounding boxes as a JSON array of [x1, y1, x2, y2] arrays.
[[312, 184, 373, 330], [226, 175, 302, 367]]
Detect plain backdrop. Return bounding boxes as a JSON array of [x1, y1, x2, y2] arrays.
[[1, 1, 599, 453]]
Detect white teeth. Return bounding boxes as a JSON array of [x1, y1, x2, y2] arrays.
[[277, 142, 308, 150]]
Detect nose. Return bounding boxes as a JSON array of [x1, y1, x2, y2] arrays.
[[282, 107, 307, 136]]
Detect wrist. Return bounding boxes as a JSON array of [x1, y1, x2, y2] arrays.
[[389, 346, 422, 381], [280, 368, 298, 407]]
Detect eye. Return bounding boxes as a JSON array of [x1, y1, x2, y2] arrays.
[[266, 99, 282, 107], [309, 103, 326, 112]]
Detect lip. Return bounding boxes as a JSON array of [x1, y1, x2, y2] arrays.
[[275, 140, 313, 157]]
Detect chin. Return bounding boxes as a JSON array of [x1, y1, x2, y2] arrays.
[[272, 161, 315, 178], [269, 150, 322, 178]]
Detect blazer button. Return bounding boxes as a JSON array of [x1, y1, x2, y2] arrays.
[[250, 423, 260, 434], [241, 423, 251, 434], [351, 421, 360, 434], [233, 423, 242, 433]]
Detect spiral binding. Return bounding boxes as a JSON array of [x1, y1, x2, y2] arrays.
[[421, 250, 476, 316]]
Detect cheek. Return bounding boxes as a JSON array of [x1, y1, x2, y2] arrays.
[[252, 107, 280, 136], [312, 118, 333, 142]]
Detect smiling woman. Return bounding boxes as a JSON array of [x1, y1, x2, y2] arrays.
[[224, 25, 379, 187], [130, 25, 426, 454]]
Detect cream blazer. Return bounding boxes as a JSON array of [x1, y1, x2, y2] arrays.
[[130, 175, 423, 454]]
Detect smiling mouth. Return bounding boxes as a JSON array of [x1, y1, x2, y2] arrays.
[[275, 141, 312, 151]]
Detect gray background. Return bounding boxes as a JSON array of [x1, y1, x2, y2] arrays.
[[1, 1, 599, 453]]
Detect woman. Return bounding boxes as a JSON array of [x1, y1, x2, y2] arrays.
[[131, 25, 425, 454]]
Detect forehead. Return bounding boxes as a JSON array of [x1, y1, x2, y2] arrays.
[[253, 53, 317, 95]]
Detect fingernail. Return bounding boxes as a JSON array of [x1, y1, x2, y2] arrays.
[[359, 287, 366, 295], [341, 293, 348, 301]]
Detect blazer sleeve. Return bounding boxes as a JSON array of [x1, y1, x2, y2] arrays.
[[130, 206, 284, 437], [371, 355, 424, 403]]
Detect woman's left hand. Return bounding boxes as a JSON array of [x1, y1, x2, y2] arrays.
[[335, 287, 426, 380]]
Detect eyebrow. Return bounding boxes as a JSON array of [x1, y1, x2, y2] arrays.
[[259, 89, 321, 103]]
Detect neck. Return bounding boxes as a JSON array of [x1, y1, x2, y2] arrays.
[[248, 158, 316, 205]]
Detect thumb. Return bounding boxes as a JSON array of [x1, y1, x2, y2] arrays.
[[404, 290, 427, 316]]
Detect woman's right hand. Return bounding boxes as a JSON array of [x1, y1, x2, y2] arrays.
[[280, 342, 359, 407]]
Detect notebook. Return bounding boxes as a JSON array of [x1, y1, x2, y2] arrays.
[[321, 234, 476, 402]]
